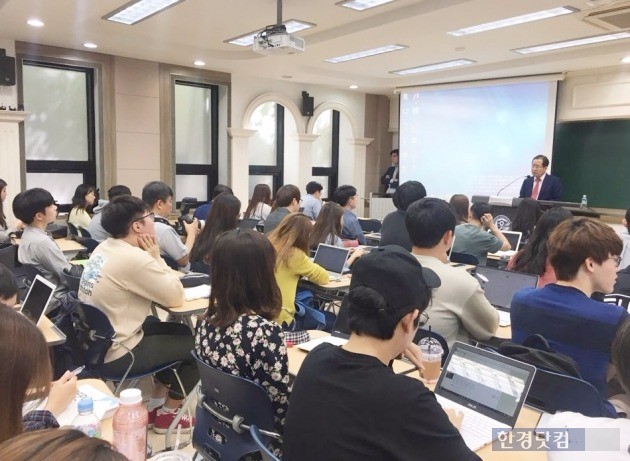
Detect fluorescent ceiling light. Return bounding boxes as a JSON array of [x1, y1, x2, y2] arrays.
[[83, 42, 98, 49], [104, 0, 186, 25], [27, 18, 44, 27], [448, 6, 577, 36], [193, 60, 206, 66], [325, 44, 407, 63], [622, 56, 630, 64], [391, 59, 476, 75], [349, 84, 359, 89], [226, 20, 315, 46], [513, 31, 630, 54], [336, 0, 396, 11]]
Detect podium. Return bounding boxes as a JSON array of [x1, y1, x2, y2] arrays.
[[471, 196, 600, 229]]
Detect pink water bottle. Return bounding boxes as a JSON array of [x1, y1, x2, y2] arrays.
[[113, 388, 148, 461]]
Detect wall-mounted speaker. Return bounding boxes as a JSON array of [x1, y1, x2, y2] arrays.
[[0, 55, 16, 86], [301, 91, 314, 116]]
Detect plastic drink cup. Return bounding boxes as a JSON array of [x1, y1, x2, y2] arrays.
[[419, 337, 444, 383]]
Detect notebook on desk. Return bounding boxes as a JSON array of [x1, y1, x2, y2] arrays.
[[475, 266, 539, 326], [297, 299, 351, 352], [488, 230, 522, 258], [19, 275, 56, 326], [434, 342, 536, 452], [313, 243, 351, 280]]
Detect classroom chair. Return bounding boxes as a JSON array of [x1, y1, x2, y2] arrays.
[[449, 252, 479, 266], [0, 243, 17, 270], [250, 425, 281, 461], [603, 293, 630, 310], [191, 351, 281, 461], [358, 218, 382, 233]]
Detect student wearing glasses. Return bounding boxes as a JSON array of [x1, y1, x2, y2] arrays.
[[78, 195, 198, 433], [406, 198, 498, 349], [511, 217, 629, 414]]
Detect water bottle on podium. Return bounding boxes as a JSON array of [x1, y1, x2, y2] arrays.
[[580, 195, 588, 209]]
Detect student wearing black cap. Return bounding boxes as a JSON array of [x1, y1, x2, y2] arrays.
[[283, 246, 479, 461]]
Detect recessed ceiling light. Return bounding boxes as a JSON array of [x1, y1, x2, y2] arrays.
[[513, 31, 630, 54], [325, 44, 407, 64], [448, 6, 578, 36], [104, 0, 186, 25], [83, 42, 98, 49], [193, 60, 206, 66], [391, 59, 476, 75], [621, 56, 630, 63], [226, 19, 315, 46], [27, 18, 44, 27], [336, 0, 396, 11], [349, 84, 359, 89]]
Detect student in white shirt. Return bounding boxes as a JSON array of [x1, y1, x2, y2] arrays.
[[244, 183, 272, 222], [67, 184, 96, 233]]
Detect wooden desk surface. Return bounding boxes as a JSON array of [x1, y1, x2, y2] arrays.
[[300, 273, 351, 291], [13, 237, 86, 253]]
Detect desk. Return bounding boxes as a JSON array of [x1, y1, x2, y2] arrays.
[[13, 237, 86, 260], [286, 330, 416, 377]]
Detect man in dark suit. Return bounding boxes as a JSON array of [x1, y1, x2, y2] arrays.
[[519, 154, 563, 201], [380, 149, 399, 194]]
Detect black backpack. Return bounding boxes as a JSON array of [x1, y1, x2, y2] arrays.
[[497, 334, 582, 378]]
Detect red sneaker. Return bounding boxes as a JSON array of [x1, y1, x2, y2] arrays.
[[153, 407, 195, 434], [147, 406, 160, 429]]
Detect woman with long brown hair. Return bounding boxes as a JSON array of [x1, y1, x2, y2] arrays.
[[244, 183, 272, 221], [0, 308, 77, 444], [309, 202, 364, 265], [189, 192, 241, 273], [195, 229, 289, 444], [267, 213, 331, 334]]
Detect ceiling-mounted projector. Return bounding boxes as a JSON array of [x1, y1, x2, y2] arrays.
[[253, 24, 305, 55]]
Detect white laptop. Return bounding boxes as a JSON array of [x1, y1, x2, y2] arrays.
[[489, 230, 522, 258], [19, 275, 56, 326], [434, 342, 536, 452], [475, 266, 539, 326], [313, 243, 351, 281], [297, 298, 351, 352]]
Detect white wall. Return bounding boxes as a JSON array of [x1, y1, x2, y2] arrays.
[[0, 39, 17, 107]]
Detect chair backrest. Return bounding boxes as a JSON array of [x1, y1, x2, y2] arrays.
[[0, 243, 17, 270], [449, 252, 479, 266], [358, 218, 382, 233], [249, 425, 280, 461], [526, 367, 611, 417], [162, 253, 180, 270], [603, 293, 630, 310], [62, 268, 82, 294], [414, 328, 450, 366], [67, 222, 80, 237], [74, 302, 115, 373], [192, 351, 276, 461]]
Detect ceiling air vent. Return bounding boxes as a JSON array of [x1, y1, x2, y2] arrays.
[[583, 1, 630, 30]]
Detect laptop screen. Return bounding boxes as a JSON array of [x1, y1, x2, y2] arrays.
[[475, 266, 539, 309], [237, 218, 259, 230], [314, 244, 349, 274], [20, 275, 56, 325], [436, 342, 536, 427], [501, 231, 522, 251]]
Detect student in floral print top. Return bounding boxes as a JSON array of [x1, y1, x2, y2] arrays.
[[195, 229, 290, 439]]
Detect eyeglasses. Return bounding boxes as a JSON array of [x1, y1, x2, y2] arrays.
[[133, 212, 155, 223], [531, 164, 545, 170], [610, 256, 622, 267], [418, 311, 430, 328]]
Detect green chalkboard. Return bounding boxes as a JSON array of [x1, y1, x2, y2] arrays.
[[552, 119, 630, 209]]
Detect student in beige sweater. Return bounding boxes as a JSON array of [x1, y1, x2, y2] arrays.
[[406, 197, 499, 348], [78, 195, 198, 434]]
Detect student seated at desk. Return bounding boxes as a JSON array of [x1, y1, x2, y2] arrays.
[[244, 183, 272, 223], [268, 213, 332, 341], [67, 184, 96, 235], [0, 262, 18, 308], [507, 207, 572, 287], [309, 202, 365, 266], [0, 178, 24, 243], [406, 198, 498, 349], [13, 188, 72, 302], [78, 195, 198, 433], [142, 181, 199, 272], [189, 193, 240, 273], [508, 198, 542, 246], [511, 218, 629, 414], [379, 180, 427, 251], [195, 229, 289, 453], [0, 429, 126, 461], [332, 184, 366, 245], [264, 184, 301, 235], [449, 193, 469, 225], [0, 308, 77, 444], [452, 202, 511, 265], [193, 183, 233, 222], [86, 185, 131, 242], [283, 246, 479, 461]]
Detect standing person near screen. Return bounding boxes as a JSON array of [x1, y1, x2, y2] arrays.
[[519, 155, 563, 201], [380, 149, 399, 194]]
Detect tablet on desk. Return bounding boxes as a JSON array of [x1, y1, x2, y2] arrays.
[[19, 275, 56, 326]]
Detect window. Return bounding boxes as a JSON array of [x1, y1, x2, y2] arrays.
[[311, 109, 340, 198], [249, 102, 284, 194], [174, 81, 219, 204], [22, 61, 96, 210]]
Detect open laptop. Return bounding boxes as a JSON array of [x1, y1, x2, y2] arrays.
[[434, 342, 536, 452], [475, 266, 539, 326], [237, 218, 259, 230], [19, 275, 56, 325], [488, 230, 522, 258], [297, 298, 351, 352], [313, 243, 351, 280]]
